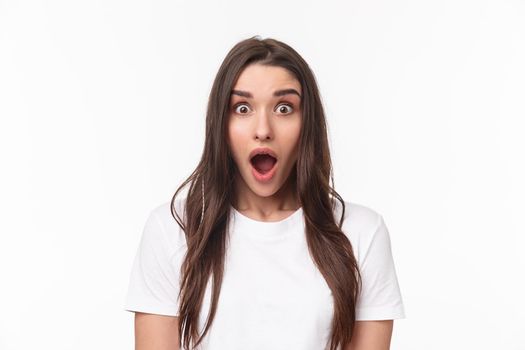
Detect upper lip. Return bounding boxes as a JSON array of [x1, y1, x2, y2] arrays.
[[249, 147, 278, 162]]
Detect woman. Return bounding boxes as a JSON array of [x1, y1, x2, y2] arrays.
[[124, 36, 405, 350]]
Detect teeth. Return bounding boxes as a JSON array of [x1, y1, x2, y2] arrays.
[[251, 153, 275, 160], [250, 149, 277, 163]]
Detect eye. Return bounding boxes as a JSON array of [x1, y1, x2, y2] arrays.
[[233, 103, 251, 115], [275, 103, 294, 115]]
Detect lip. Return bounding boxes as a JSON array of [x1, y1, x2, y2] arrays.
[[251, 160, 278, 183], [248, 147, 278, 161], [248, 147, 278, 184]]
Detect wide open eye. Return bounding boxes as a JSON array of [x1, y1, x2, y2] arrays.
[[233, 103, 251, 114], [275, 103, 294, 115]]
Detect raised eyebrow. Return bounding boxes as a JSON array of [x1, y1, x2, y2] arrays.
[[231, 90, 252, 98], [230, 89, 302, 99], [274, 88, 301, 99]]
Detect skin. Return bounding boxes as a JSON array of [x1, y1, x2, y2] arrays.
[[134, 312, 179, 350], [227, 63, 302, 221], [134, 63, 394, 350], [345, 320, 394, 350]]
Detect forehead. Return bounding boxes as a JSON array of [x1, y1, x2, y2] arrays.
[[231, 64, 301, 96]]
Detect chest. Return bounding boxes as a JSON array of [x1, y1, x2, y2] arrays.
[[196, 232, 335, 350]]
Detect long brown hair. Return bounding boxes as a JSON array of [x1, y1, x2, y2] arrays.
[[171, 35, 362, 350]]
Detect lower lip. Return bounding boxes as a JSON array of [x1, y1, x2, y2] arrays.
[[251, 161, 278, 183]]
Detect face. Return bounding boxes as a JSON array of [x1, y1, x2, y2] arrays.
[[227, 63, 302, 199]]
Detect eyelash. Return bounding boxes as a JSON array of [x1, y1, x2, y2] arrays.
[[232, 102, 295, 115]]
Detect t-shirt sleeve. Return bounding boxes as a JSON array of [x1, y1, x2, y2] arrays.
[[124, 209, 182, 316], [355, 214, 406, 320]]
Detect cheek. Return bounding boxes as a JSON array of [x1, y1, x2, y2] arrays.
[[281, 118, 301, 153], [227, 121, 246, 160]]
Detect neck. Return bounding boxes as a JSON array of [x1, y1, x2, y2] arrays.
[[232, 169, 300, 216]]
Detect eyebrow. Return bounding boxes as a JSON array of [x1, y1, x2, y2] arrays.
[[231, 88, 301, 99]]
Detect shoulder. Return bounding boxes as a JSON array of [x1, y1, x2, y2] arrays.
[[333, 199, 383, 239], [333, 200, 406, 320], [147, 196, 188, 251], [333, 199, 385, 261]]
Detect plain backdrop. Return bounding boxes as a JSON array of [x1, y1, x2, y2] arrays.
[[1, 0, 524, 349]]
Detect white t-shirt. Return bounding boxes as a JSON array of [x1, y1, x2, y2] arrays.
[[124, 197, 405, 350]]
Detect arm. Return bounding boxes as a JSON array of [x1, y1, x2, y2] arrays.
[[344, 320, 394, 350], [135, 312, 180, 350]]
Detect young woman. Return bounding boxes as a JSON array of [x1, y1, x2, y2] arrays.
[[125, 36, 405, 350]]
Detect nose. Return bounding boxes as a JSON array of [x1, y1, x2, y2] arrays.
[[254, 109, 273, 141]]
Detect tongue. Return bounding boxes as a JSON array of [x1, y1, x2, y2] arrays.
[[252, 155, 275, 174]]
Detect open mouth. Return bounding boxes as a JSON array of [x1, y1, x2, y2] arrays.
[[250, 153, 277, 175]]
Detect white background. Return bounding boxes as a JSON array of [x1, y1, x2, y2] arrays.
[[1, 0, 524, 349]]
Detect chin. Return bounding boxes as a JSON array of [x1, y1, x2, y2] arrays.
[[242, 174, 282, 197], [249, 186, 280, 198]]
